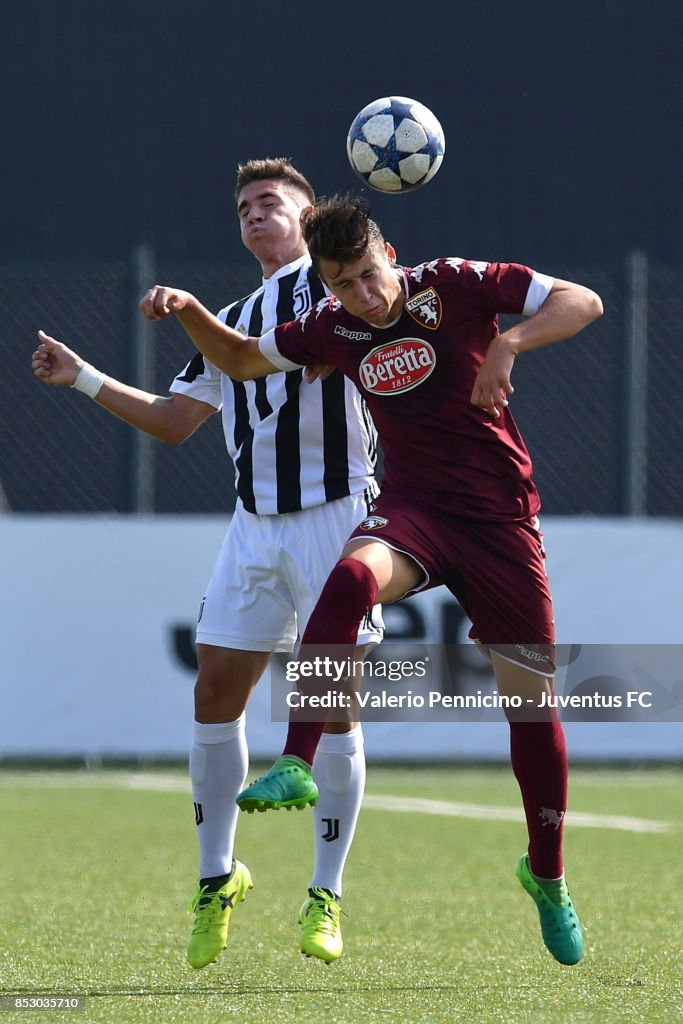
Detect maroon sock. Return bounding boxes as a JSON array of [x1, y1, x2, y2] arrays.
[[282, 558, 379, 766], [509, 719, 568, 878]]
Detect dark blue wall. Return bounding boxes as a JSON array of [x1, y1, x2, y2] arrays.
[[4, 2, 682, 515], [4, 0, 681, 270]]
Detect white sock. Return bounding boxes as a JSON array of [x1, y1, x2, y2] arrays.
[[189, 717, 248, 879], [310, 726, 365, 898]]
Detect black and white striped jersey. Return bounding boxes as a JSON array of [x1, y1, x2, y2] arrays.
[[169, 254, 379, 515]]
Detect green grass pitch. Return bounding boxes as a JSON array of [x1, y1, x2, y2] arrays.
[[1, 764, 681, 1024]]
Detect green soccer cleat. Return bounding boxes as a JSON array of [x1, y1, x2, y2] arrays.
[[236, 755, 319, 812], [186, 861, 253, 969], [516, 853, 584, 966], [299, 887, 343, 963]]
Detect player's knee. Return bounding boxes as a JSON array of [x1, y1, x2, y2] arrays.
[[193, 672, 222, 715], [194, 669, 249, 720], [334, 556, 378, 592], [322, 557, 379, 613]]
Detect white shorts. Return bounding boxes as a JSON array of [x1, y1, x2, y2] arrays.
[[196, 493, 384, 653]]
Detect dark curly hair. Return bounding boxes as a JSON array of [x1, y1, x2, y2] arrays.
[[301, 194, 385, 272]]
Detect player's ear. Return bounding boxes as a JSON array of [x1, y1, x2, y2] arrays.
[[299, 205, 315, 235], [385, 242, 397, 266]]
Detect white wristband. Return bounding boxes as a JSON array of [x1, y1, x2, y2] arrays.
[[72, 362, 105, 399]]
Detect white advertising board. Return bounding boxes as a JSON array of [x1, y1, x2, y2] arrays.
[[1, 515, 681, 760]]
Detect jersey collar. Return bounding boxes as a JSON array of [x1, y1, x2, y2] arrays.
[[262, 252, 310, 285]]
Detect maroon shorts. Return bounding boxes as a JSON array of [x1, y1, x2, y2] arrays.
[[349, 493, 556, 675]]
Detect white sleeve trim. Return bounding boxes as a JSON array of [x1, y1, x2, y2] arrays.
[[523, 272, 554, 316], [169, 356, 223, 408], [258, 328, 305, 371], [168, 380, 222, 408]]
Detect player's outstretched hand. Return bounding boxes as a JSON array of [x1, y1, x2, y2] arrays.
[[304, 363, 336, 384], [470, 335, 515, 418], [139, 285, 193, 321], [32, 331, 83, 386]]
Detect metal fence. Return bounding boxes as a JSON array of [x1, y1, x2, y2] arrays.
[[3, 252, 681, 516]]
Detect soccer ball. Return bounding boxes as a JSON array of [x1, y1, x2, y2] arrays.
[[346, 96, 445, 194]]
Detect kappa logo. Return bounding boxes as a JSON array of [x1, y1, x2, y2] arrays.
[[405, 287, 442, 330], [468, 260, 490, 281], [334, 324, 373, 341], [300, 296, 334, 330], [360, 515, 389, 530], [411, 260, 440, 284], [515, 644, 551, 665], [445, 257, 464, 274], [358, 338, 436, 395], [445, 257, 489, 281], [539, 806, 565, 830]]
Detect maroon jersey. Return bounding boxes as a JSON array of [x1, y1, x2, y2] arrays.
[[260, 258, 553, 521]]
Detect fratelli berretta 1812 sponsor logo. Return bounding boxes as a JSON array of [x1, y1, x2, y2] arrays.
[[358, 338, 436, 395]]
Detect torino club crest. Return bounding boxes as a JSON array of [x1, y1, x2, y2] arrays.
[[360, 515, 389, 530], [405, 287, 442, 329]]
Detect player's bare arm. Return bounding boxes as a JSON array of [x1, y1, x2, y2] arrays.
[[32, 330, 213, 444], [471, 279, 603, 417], [140, 286, 278, 382]]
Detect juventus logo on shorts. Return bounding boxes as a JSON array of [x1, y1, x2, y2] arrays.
[[321, 817, 340, 842], [193, 802, 204, 826]]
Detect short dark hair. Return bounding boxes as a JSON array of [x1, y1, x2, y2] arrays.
[[301, 194, 385, 272], [234, 158, 315, 204]]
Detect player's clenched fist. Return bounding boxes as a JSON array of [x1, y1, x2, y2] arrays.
[[139, 285, 193, 321]]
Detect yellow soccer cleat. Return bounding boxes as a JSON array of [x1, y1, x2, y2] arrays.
[[299, 886, 343, 964], [187, 861, 253, 969]]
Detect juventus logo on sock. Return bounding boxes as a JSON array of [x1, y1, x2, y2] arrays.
[[193, 802, 204, 826], [321, 817, 340, 842]]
